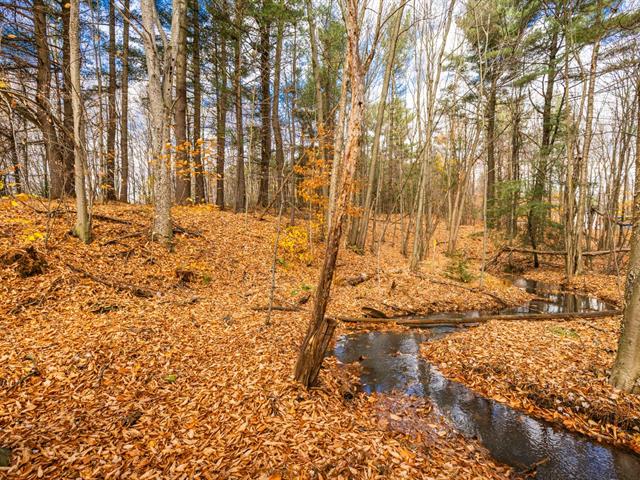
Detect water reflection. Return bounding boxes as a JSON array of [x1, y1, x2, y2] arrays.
[[334, 331, 640, 479]]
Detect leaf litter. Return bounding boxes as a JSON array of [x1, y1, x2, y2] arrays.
[[1, 200, 522, 479]]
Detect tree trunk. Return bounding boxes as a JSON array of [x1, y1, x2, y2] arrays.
[[355, 4, 404, 251], [105, 0, 117, 201], [33, 0, 65, 199], [192, 0, 205, 203], [233, 0, 246, 212], [140, 0, 185, 248], [305, 0, 326, 168], [119, 0, 130, 202], [327, 59, 349, 234], [294, 0, 365, 388], [216, 5, 229, 209], [69, 0, 90, 242], [60, 0, 75, 196], [257, 12, 272, 207], [610, 77, 640, 394], [175, 1, 190, 204], [527, 28, 559, 267], [485, 75, 498, 228], [272, 20, 285, 209], [574, 26, 601, 275]]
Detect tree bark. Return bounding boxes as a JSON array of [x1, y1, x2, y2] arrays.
[[305, 0, 326, 170], [527, 27, 559, 267], [140, 0, 185, 248], [257, 9, 272, 207], [105, 0, 117, 201], [192, 0, 205, 203], [69, 0, 90, 242], [33, 0, 65, 199], [119, 0, 130, 202], [294, 0, 366, 388], [233, 0, 246, 212], [355, 4, 404, 251], [610, 76, 640, 393], [216, 4, 229, 209], [60, 0, 75, 196], [272, 20, 285, 209], [174, 0, 190, 204]]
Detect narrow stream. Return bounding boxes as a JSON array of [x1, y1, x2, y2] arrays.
[[334, 278, 640, 479]]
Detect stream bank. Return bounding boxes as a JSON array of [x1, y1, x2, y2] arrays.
[[335, 278, 640, 478]]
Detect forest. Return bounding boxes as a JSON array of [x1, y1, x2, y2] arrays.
[[2, 0, 640, 478]]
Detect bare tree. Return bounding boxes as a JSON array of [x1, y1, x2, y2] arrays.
[[69, 0, 90, 242], [140, 0, 186, 247]]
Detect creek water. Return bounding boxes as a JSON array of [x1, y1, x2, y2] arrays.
[[333, 278, 640, 479]]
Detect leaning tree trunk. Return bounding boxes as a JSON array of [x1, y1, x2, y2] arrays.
[[610, 77, 640, 393], [294, 0, 365, 388], [69, 0, 90, 242]]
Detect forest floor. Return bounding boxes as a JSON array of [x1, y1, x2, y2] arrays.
[[422, 247, 640, 456], [0, 198, 637, 478]]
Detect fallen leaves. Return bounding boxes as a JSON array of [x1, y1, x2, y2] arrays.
[[0, 202, 512, 479], [422, 316, 640, 454]]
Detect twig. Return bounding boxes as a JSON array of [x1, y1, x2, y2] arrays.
[[65, 262, 157, 298]]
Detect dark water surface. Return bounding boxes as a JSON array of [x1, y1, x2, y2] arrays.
[[333, 279, 640, 479]]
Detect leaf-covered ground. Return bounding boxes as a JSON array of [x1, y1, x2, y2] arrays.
[[1, 200, 527, 479], [422, 317, 640, 454]]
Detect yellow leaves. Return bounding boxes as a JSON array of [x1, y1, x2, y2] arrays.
[[24, 231, 44, 243], [278, 226, 313, 266]]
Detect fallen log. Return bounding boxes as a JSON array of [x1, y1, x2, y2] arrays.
[[493, 246, 630, 257], [413, 273, 508, 307], [251, 305, 301, 312], [335, 309, 621, 327], [65, 263, 157, 298]]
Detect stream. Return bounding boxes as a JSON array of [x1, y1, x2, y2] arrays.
[[333, 277, 640, 479]]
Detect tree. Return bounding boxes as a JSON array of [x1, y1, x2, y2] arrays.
[[215, 0, 230, 209], [140, 0, 187, 247], [69, 0, 90, 242], [33, 0, 65, 199], [294, 0, 380, 388], [233, 0, 246, 212], [257, 1, 272, 207], [353, 3, 405, 251], [119, 0, 131, 202], [105, 0, 117, 201], [192, 0, 206, 203], [175, 0, 190, 204], [610, 76, 640, 393]]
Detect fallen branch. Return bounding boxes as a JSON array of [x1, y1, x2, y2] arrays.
[[335, 309, 620, 327], [252, 305, 301, 312], [65, 263, 157, 298], [101, 231, 145, 246], [414, 273, 509, 307], [492, 245, 630, 258]]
